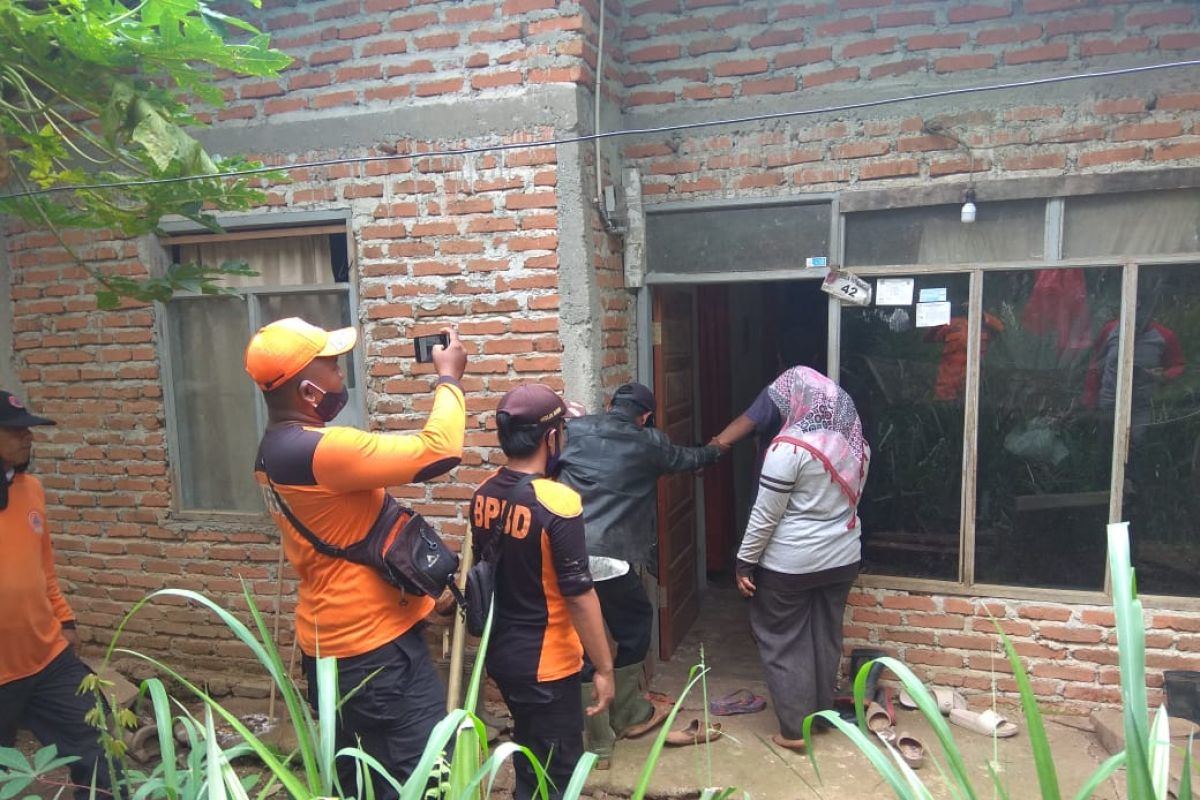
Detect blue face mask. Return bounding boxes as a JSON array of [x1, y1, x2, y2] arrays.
[[301, 380, 349, 422]]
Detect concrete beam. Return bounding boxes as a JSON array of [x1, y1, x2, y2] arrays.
[[194, 85, 584, 156]]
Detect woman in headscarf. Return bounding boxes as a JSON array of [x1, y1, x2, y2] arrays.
[[733, 366, 870, 752]]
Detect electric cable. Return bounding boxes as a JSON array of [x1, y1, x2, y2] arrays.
[[1, 58, 1197, 200]]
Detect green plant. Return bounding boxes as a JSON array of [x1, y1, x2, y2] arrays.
[[808, 522, 1196, 799], [0, 0, 291, 306], [1, 576, 737, 800], [0, 743, 81, 800]]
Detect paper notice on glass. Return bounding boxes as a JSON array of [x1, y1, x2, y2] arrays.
[[919, 287, 948, 303], [915, 301, 952, 328], [875, 278, 914, 306]]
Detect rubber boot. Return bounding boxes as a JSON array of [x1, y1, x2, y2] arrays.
[[581, 682, 615, 766], [611, 662, 655, 735]]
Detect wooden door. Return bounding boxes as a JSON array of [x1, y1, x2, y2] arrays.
[[653, 286, 700, 660]]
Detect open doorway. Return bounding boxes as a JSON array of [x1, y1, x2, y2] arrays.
[[652, 278, 828, 657]]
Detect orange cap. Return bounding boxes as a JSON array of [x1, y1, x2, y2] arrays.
[[244, 317, 357, 391]]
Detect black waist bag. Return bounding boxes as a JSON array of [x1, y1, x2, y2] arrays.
[[268, 481, 465, 605]]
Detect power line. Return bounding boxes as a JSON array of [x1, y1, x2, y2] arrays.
[[2, 58, 1198, 200]]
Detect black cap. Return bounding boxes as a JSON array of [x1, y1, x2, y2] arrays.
[[612, 383, 656, 414], [0, 392, 55, 428], [497, 384, 566, 430]]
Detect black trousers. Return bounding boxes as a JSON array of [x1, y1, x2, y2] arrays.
[[0, 648, 115, 800], [493, 673, 584, 800], [581, 568, 652, 681], [749, 567, 855, 741], [302, 626, 446, 800]]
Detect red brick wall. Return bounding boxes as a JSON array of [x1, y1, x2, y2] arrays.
[[6, 0, 1200, 697], [204, 0, 596, 122], [619, 0, 1197, 110], [845, 588, 1200, 711]]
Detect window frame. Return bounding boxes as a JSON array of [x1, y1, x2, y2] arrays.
[[642, 183, 1200, 609], [155, 211, 364, 520]]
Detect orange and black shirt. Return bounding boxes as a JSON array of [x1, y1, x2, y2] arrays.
[[254, 378, 465, 659], [471, 468, 593, 684], [1, 473, 75, 685]]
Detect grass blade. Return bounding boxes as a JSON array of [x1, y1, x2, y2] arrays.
[[111, 588, 321, 792], [314, 656, 338, 795], [986, 761, 1013, 800], [994, 625, 1061, 800], [1109, 523, 1153, 796], [853, 657, 977, 800], [562, 752, 597, 800], [116, 649, 310, 800], [334, 746, 404, 799], [1072, 751, 1127, 800], [142, 679, 178, 800], [804, 711, 918, 800], [631, 664, 709, 800], [204, 707, 228, 800], [1180, 733, 1194, 800], [1150, 705, 1170, 800]]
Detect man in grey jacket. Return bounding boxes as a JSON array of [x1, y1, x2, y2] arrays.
[[558, 383, 722, 767]]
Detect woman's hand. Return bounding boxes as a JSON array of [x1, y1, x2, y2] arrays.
[[735, 573, 756, 598]]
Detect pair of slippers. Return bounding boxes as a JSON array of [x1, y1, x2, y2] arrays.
[[867, 687, 925, 770], [899, 688, 1019, 739]]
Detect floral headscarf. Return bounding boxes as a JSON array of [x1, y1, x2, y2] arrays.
[[767, 367, 870, 525]]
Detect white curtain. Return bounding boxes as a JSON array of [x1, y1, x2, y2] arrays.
[[178, 234, 333, 287], [1064, 190, 1200, 259]]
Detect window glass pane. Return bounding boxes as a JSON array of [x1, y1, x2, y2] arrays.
[[646, 203, 830, 275], [1063, 189, 1200, 259], [974, 268, 1120, 590], [166, 297, 262, 511], [259, 291, 363, 428], [1128, 265, 1200, 597], [845, 200, 1045, 266], [178, 234, 336, 287], [839, 274, 971, 581]]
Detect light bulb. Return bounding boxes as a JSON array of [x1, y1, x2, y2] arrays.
[[960, 187, 977, 224]]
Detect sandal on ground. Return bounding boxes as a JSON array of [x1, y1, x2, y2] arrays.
[[933, 687, 968, 716], [664, 719, 723, 747], [126, 723, 160, 764], [896, 731, 925, 769], [708, 689, 766, 716], [949, 707, 1019, 738], [771, 733, 806, 752], [866, 701, 893, 733], [621, 698, 672, 739]]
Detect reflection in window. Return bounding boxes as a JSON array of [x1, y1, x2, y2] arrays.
[[1128, 266, 1200, 597], [844, 200, 1045, 266], [1063, 190, 1200, 259], [646, 202, 831, 275], [166, 230, 356, 512], [974, 269, 1120, 590], [840, 274, 971, 581]]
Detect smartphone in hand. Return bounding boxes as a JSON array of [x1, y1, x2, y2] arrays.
[[414, 333, 450, 364]]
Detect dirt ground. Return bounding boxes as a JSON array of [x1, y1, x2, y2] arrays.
[[580, 582, 1124, 800]]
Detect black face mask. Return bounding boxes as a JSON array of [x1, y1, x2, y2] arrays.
[[302, 381, 349, 422], [0, 462, 26, 511], [544, 428, 563, 478]]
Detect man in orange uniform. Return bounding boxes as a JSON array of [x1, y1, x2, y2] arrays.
[[0, 391, 115, 799], [471, 384, 613, 800], [245, 318, 467, 798]]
